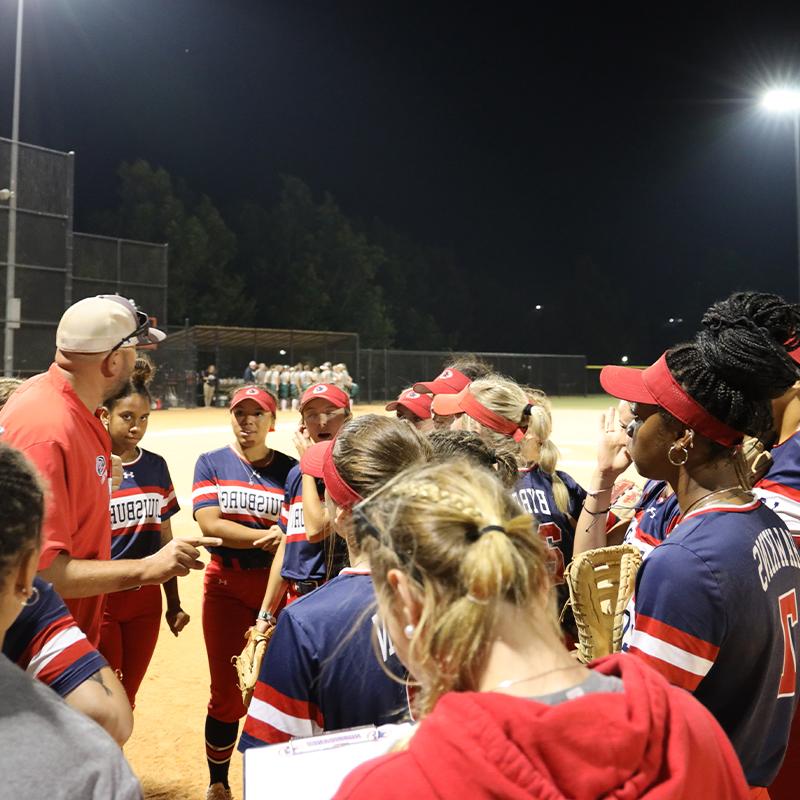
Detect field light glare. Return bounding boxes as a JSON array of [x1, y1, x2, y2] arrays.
[[761, 88, 800, 113]]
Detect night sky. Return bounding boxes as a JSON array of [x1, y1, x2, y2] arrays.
[[3, 1, 800, 360]]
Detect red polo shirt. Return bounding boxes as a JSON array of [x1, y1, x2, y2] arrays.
[[0, 364, 112, 645]]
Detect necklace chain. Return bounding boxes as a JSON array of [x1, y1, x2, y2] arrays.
[[489, 663, 584, 693], [681, 485, 752, 518], [235, 448, 274, 486]]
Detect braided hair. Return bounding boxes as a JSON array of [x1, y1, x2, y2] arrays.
[[0, 444, 45, 582], [428, 429, 518, 488], [666, 292, 800, 442]]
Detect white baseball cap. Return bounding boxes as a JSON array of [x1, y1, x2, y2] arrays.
[[56, 295, 166, 354]]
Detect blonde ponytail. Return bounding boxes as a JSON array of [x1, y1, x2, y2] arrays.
[[525, 394, 570, 515], [355, 459, 557, 716]]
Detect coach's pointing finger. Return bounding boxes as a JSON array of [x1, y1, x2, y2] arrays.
[[140, 537, 222, 584], [174, 536, 224, 548]]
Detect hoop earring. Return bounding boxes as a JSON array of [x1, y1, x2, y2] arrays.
[[668, 442, 689, 466], [21, 586, 39, 607], [404, 624, 415, 640]]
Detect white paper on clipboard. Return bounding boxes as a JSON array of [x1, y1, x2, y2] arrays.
[[243, 722, 415, 799]]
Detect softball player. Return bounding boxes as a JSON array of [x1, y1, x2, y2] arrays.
[[255, 383, 352, 625], [97, 358, 185, 708], [4, 577, 133, 744], [193, 386, 296, 800], [239, 415, 430, 751], [386, 388, 433, 432], [599, 290, 800, 790]]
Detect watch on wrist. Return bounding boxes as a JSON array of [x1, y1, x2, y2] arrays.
[[257, 610, 276, 624]]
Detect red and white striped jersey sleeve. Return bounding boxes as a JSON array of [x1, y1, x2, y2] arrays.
[[627, 542, 724, 692]]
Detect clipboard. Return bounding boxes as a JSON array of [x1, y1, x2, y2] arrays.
[[243, 722, 415, 799]]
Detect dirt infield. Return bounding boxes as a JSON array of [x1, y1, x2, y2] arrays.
[[123, 399, 616, 799]]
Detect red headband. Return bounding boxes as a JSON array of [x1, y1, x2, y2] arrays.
[[459, 389, 527, 442], [322, 444, 363, 508]]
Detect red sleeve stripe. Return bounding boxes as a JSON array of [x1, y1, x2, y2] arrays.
[[253, 680, 324, 726], [285, 532, 307, 543], [113, 485, 168, 499], [756, 479, 800, 503], [628, 646, 704, 692], [192, 490, 219, 505], [34, 639, 97, 686], [246, 697, 324, 740], [223, 512, 279, 525], [192, 483, 219, 500], [27, 626, 89, 679], [289, 495, 303, 505], [192, 480, 217, 492], [20, 615, 74, 667], [241, 714, 293, 746], [635, 614, 720, 661], [216, 480, 285, 496]]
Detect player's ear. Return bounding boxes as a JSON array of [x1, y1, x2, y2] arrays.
[[99, 406, 110, 426], [387, 569, 422, 627]]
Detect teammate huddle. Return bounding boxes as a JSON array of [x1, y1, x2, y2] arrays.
[[1, 290, 800, 799]]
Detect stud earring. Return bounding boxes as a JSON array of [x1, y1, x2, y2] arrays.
[[404, 624, 415, 639]]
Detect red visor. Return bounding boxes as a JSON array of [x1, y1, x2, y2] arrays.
[[386, 389, 432, 419], [299, 383, 350, 410], [413, 368, 471, 396], [600, 354, 744, 447], [299, 440, 363, 508], [434, 386, 526, 441], [230, 386, 277, 429]]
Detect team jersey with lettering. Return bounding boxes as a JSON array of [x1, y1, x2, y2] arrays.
[[756, 431, 800, 543], [193, 446, 296, 569], [281, 465, 326, 582], [3, 577, 107, 697], [110, 448, 180, 560], [239, 569, 408, 751], [513, 467, 585, 583], [627, 499, 800, 785]]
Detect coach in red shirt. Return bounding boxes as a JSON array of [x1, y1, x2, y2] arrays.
[[0, 295, 217, 645]]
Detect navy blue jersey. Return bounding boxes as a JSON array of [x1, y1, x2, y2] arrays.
[[4, 577, 107, 697], [513, 467, 585, 583], [193, 445, 296, 569], [622, 479, 681, 559], [627, 498, 800, 785], [239, 569, 408, 750], [280, 465, 326, 582], [110, 448, 180, 560], [757, 431, 800, 543]]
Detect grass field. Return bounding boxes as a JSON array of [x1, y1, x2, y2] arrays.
[[122, 396, 619, 799]]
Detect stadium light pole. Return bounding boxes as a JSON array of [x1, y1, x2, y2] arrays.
[[4, 0, 25, 376], [761, 88, 800, 302]]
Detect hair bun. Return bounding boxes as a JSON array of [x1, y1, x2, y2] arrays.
[[132, 354, 155, 388]]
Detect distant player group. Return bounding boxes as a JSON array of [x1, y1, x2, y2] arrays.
[[1, 290, 800, 799]]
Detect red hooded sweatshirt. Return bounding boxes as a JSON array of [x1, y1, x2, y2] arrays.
[[334, 654, 749, 799]]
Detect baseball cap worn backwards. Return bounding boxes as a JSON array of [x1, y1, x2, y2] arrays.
[[56, 295, 165, 354], [299, 383, 350, 411], [413, 368, 471, 396]]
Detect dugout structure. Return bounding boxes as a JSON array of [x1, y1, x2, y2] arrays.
[[360, 349, 586, 402], [0, 137, 167, 375], [152, 325, 360, 407]]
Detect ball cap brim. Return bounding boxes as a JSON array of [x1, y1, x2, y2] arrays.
[[299, 383, 350, 411]]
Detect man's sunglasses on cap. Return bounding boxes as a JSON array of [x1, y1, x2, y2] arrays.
[[101, 295, 159, 352]]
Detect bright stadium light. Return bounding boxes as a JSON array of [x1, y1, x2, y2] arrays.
[[279, 349, 286, 356], [762, 88, 800, 113], [621, 355, 629, 364], [760, 86, 800, 300], [534, 304, 542, 310]]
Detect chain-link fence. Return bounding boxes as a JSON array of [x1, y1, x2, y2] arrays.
[[0, 136, 167, 375], [72, 233, 168, 326], [359, 349, 586, 403], [0, 139, 73, 373], [149, 325, 360, 408]]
